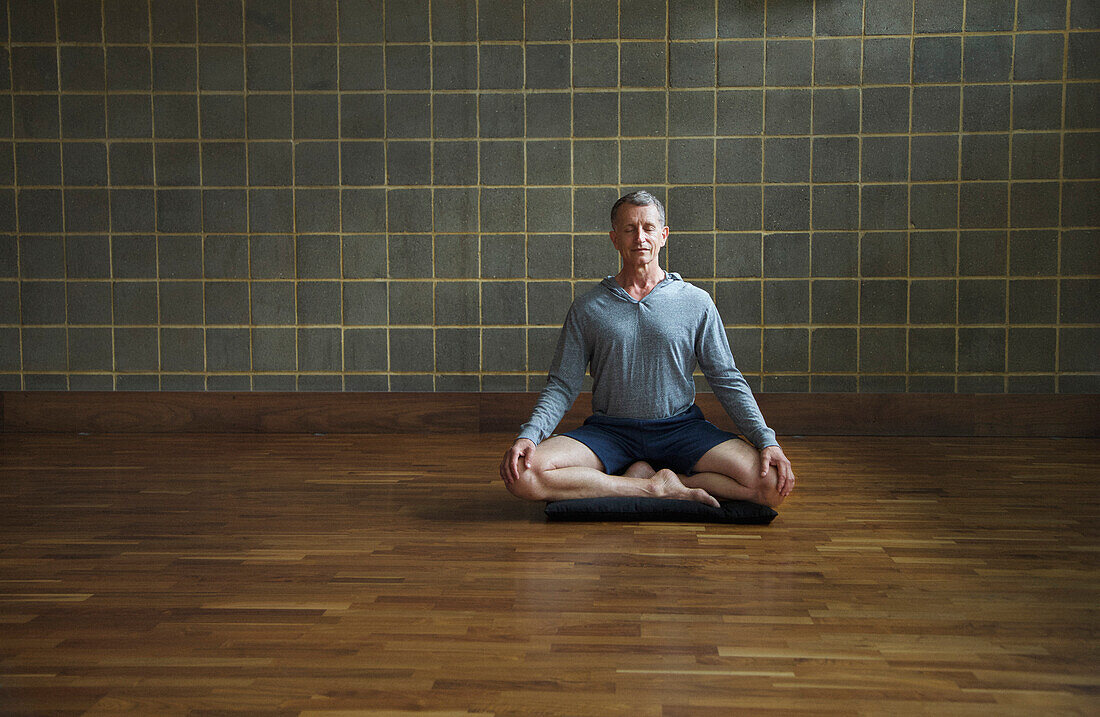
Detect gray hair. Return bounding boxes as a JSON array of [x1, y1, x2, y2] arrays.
[[610, 190, 666, 228]]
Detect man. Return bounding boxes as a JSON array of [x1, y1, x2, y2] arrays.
[[500, 191, 795, 508]]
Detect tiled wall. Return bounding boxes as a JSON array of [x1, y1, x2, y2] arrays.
[[0, 0, 1097, 393]]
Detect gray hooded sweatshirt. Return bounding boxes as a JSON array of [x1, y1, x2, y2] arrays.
[[519, 272, 778, 450]]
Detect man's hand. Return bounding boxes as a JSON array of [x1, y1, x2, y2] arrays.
[[760, 445, 796, 497], [500, 438, 536, 488]]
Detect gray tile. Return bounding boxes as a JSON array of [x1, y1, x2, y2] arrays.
[[294, 95, 339, 139], [669, 91, 715, 136], [340, 141, 385, 186], [344, 328, 387, 371], [814, 38, 861, 86], [251, 327, 296, 371], [295, 141, 339, 186], [1007, 327, 1056, 372], [912, 36, 960, 83], [206, 328, 251, 372], [908, 327, 955, 373], [112, 236, 158, 279], [526, 188, 572, 233], [480, 235, 525, 278], [433, 188, 479, 233], [246, 94, 292, 139], [527, 235, 572, 279], [861, 136, 908, 183], [386, 45, 430, 90], [811, 328, 857, 373], [763, 233, 809, 277], [620, 41, 666, 87], [433, 281, 477, 326], [113, 281, 158, 325], [810, 233, 858, 277], [296, 234, 341, 280], [482, 281, 526, 324], [619, 91, 665, 138], [479, 93, 525, 138], [153, 46, 197, 92], [480, 141, 524, 186], [200, 95, 246, 140], [435, 328, 479, 372], [14, 95, 60, 139], [12, 47, 58, 91], [295, 188, 340, 233], [156, 189, 203, 233], [1009, 230, 1058, 276], [294, 0, 339, 42], [861, 185, 908, 230], [909, 279, 956, 324], [812, 184, 859, 231], [574, 43, 619, 87], [860, 280, 907, 324], [1064, 132, 1100, 179], [864, 0, 912, 34], [963, 85, 1012, 132], [811, 88, 859, 135], [765, 89, 810, 135], [812, 137, 858, 182], [959, 230, 1007, 276], [481, 328, 525, 371], [433, 94, 478, 138], [1014, 34, 1064, 81], [159, 281, 203, 324], [298, 327, 340, 371], [296, 280, 341, 324], [763, 281, 808, 324], [965, 0, 1014, 31], [1061, 230, 1100, 276], [430, 0, 475, 41], [343, 281, 387, 326], [65, 189, 110, 233], [388, 235, 433, 279], [961, 134, 1009, 181], [862, 87, 909, 134], [767, 0, 814, 37], [911, 86, 960, 133], [959, 278, 1006, 324], [389, 328, 433, 371], [205, 281, 250, 325], [66, 236, 111, 279], [250, 235, 296, 279], [671, 42, 716, 88], [715, 187, 762, 232], [202, 142, 246, 187], [909, 231, 956, 277], [1008, 279, 1055, 324], [717, 90, 763, 135], [248, 142, 292, 187], [910, 135, 958, 181], [861, 232, 907, 277], [22, 327, 67, 371], [718, 1, 764, 38], [18, 189, 63, 232], [339, 95, 384, 139], [964, 35, 1013, 82], [113, 326, 157, 372], [433, 235, 478, 279], [200, 46, 245, 92], [668, 186, 714, 231], [859, 327, 906, 373], [525, 43, 571, 91], [574, 92, 619, 138], [201, 189, 248, 233], [60, 47, 104, 92], [1060, 278, 1100, 324], [670, 0, 715, 38], [763, 137, 809, 183], [716, 138, 761, 183], [863, 37, 911, 84], [247, 46, 291, 91], [159, 327, 204, 371], [914, 0, 963, 32], [481, 188, 526, 232], [1008, 375, 1055, 393], [16, 142, 61, 186], [526, 281, 572, 325], [910, 183, 958, 229], [958, 327, 1005, 373], [762, 328, 808, 373], [810, 279, 858, 323], [21, 281, 67, 324], [339, 46, 383, 91], [1059, 328, 1100, 372], [526, 140, 571, 185], [1062, 180, 1100, 227], [815, 0, 863, 36], [669, 233, 715, 279], [1011, 182, 1060, 229]]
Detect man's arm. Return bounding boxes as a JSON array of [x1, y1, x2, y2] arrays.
[[516, 304, 588, 445]]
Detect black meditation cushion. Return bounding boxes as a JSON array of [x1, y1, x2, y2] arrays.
[[544, 497, 777, 524]]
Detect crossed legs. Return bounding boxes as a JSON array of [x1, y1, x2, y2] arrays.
[[503, 435, 787, 509]]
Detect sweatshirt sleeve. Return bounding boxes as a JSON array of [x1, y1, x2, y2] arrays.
[[694, 302, 779, 450], [517, 302, 589, 444]]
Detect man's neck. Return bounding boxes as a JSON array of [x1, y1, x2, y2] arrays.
[[615, 264, 667, 300]]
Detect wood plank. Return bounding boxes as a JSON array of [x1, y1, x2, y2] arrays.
[[0, 433, 1097, 714], [2, 391, 1098, 437]]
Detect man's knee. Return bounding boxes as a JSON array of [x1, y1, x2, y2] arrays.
[[756, 465, 785, 508], [505, 455, 554, 502]]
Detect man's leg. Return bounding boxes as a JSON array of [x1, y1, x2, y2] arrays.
[[682, 439, 786, 508], [505, 436, 719, 506]]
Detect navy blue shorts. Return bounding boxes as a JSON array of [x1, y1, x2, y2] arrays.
[[561, 405, 738, 476]]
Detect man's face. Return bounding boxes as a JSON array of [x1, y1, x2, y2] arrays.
[[610, 203, 669, 267]]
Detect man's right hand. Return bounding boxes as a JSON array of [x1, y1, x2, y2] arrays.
[[500, 438, 536, 487]]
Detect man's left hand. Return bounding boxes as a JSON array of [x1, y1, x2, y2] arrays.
[[760, 445, 796, 497]]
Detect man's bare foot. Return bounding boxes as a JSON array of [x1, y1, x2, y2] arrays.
[[646, 468, 720, 507]]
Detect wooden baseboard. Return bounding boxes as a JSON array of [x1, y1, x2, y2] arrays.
[[2, 391, 1097, 437]]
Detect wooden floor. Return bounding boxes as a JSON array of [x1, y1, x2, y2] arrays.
[[0, 433, 1097, 716]]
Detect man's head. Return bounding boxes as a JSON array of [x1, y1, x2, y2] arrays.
[[609, 191, 669, 270], [610, 190, 666, 229]]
